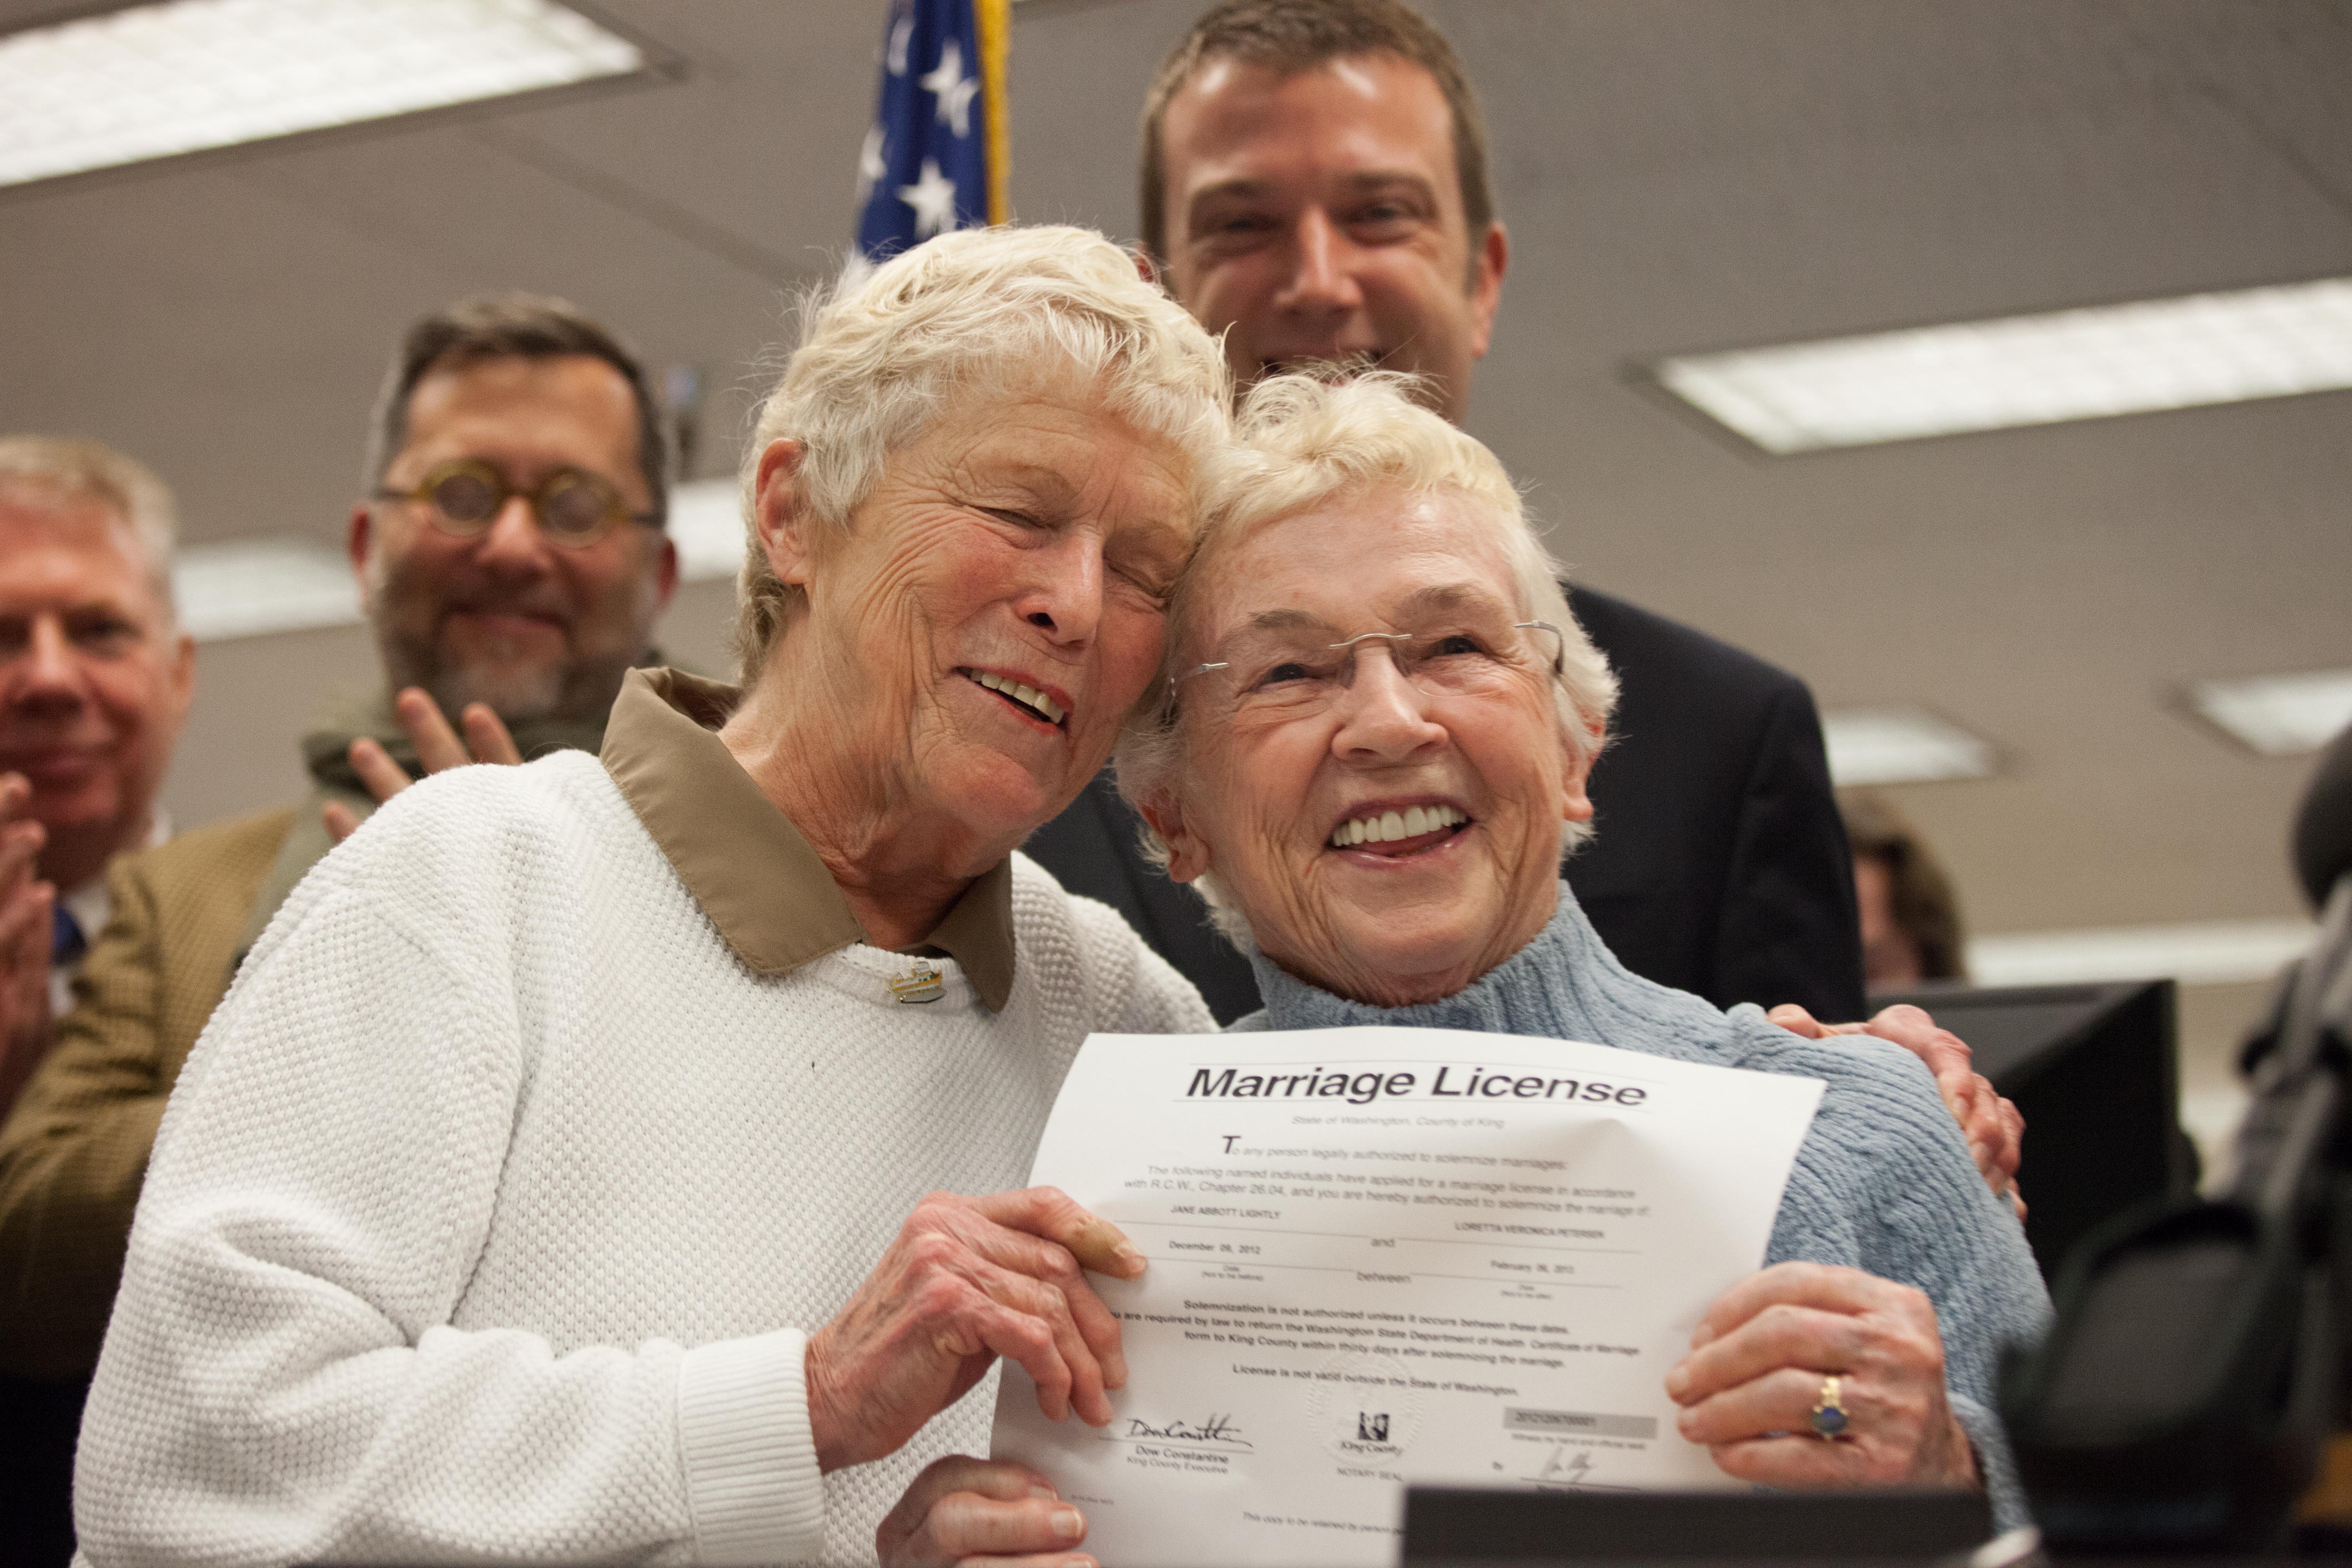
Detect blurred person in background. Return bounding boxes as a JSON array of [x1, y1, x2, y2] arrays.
[[0, 438, 192, 1116], [1843, 790, 1970, 992], [0, 436, 193, 1567], [1029, 0, 1868, 1028], [0, 294, 676, 1565]]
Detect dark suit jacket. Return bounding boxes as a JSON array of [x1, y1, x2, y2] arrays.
[[1025, 585, 1865, 1026]]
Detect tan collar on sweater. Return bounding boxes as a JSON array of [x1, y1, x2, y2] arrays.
[[600, 667, 1016, 1011]]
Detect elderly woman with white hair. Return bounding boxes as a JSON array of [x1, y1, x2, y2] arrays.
[[75, 228, 1231, 1568], [883, 375, 2051, 1565], [1133, 374, 2048, 1522]]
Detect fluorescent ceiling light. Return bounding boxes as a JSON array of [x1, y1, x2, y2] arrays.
[[174, 538, 361, 642], [670, 478, 744, 584], [2186, 668, 2352, 758], [0, 0, 642, 189], [1968, 918, 2315, 989], [1821, 707, 1994, 787], [1651, 276, 2352, 453]]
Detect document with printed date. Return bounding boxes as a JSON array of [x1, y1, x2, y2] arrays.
[[990, 1025, 1825, 1567]]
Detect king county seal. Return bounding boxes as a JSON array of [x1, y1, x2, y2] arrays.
[[1305, 1349, 1426, 1463]]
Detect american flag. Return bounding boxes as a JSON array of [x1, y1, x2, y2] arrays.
[[853, 0, 1010, 261]]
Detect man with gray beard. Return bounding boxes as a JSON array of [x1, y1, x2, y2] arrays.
[[0, 297, 677, 1503], [308, 294, 679, 872]]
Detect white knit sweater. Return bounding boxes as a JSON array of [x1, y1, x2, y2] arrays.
[[76, 752, 1211, 1567]]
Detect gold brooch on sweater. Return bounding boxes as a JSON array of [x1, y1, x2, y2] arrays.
[[888, 960, 946, 1004]]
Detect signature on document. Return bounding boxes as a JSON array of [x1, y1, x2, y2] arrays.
[[1123, 1412, 1255, 1449], [1525, 1445, 1630, 1490]]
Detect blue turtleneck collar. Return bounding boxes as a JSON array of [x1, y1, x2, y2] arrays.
[[1236, 880, 1744, 1068]]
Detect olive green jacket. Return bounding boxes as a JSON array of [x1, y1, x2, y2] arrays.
[[0, 695, 606, 1376]]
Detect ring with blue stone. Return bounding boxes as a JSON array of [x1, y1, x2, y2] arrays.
[[1809, 1374, 1850, 1439]]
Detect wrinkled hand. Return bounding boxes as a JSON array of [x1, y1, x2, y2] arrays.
[[807, 1187, 1143, 1474], [323, 686, 523, 842], [1770, 1002, 2024, 1217], [1667, 1262, 1978, 1491], [877, 1456, 1094, 1568], [0, 773, 53, 1119]]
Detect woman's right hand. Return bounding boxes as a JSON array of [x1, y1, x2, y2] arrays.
[[806, 1187, 1141, 1472], [877, 1456, 1094, 1567], [1666, 1262, 1978, 1491]]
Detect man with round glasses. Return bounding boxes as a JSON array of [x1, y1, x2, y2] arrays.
[[0, 295, 677, 1459], [381, 458, 658, 547], [334, 303, 676, 835]]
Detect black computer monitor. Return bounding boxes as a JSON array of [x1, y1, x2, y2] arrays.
[[1874, 978, 2186, 1277], [1401, 1486, 1995, 1563]]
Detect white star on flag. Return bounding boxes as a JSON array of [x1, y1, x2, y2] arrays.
[[897, 157, 959, 237], [855, 124, 887, 206], [887, 13, 913, 75], [920, 36, 980, 139]]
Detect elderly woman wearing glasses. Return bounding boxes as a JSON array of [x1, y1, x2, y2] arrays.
[[77, 228, 1233, 1568], [1107, 376, 2043, 1547]]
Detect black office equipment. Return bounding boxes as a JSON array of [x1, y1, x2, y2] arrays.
[[1873, 977, 2184, 1276], [1401, 1486, 1994, 1563], [2001, 722, 2352, 1553]]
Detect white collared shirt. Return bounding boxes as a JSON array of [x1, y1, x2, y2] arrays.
[[51, 810, 171, 1016]]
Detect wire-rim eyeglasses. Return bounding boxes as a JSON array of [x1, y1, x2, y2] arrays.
[[1167, 620, 1567, 712]]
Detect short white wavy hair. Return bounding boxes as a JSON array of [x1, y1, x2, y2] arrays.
[[734, 225, 1233, 682], [0, 434, 178, 624], [1113, 371, 1619, 937]]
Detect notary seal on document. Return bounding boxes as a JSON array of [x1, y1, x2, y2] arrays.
[[1305, 1350, 1426, 1462]]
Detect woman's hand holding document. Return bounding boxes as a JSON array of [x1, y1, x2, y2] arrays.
[[989, 1025, 1826, 1567]]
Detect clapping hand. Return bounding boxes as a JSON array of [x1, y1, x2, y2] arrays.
[[323, 686, 524, 843], [0, 773, 52, 1118]]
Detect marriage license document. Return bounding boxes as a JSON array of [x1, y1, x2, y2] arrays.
[[991, 1025, 1824, 1567]]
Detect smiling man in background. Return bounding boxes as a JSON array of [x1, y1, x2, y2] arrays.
[[0, 439, 193, 1120], [1031, 0, 1870, 1030], [0, 436, 193, 1566], [0, 294, 676, 1566]]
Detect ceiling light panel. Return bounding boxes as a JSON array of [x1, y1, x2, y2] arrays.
[[2188, 668, 2352, 757], [1651, 277, 2352, 453], [0, 0, 642, 189], [1821, 707, 1995, 787]]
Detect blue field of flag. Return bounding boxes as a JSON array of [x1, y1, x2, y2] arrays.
[[854, 0, 1006, 262]]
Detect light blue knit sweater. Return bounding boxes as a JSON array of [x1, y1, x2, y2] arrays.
[[1230, 882, 2051, 1531]]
